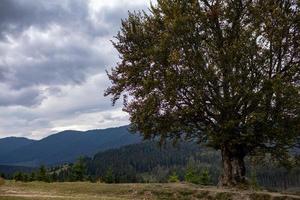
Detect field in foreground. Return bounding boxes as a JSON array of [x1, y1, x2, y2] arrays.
[[0, 181, 300, 200]]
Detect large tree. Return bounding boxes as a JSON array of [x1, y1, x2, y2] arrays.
[[105, 0, 300, 186]]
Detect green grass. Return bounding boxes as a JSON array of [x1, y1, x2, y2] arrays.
[[0, 181, 299, 200]]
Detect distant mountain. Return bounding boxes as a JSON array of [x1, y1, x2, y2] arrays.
[[0, 125, 141, 167], [0, 137, 35, 156]]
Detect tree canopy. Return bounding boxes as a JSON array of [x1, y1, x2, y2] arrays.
[[105, 0, 300, 186]]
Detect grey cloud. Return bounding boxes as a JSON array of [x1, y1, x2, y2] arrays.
[[0, 0, 148, 90], [0, 85, 44, 106], [0, 0, 90, 39], [0, 0, 124, 90], [0, 0, 151, 138]]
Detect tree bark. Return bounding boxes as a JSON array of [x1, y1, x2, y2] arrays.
[[218, 146, 247, 187]]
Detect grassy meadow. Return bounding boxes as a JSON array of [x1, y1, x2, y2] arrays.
[[0, 180, 300, 200]]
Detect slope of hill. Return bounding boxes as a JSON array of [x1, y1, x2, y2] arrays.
[[0, 137, 35, 156], [78, 141, 300, 189], [0, 126, 141, 167], [85, 141, 220, 183]]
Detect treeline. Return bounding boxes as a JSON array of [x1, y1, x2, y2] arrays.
[[6, 158, 89, 183], [85, 142, 220, 184], [2, 141, 300, 190], [86, 142, 300, 189]]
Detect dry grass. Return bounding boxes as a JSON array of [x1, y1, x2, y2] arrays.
[[0, 178, 4, 186], [0, 181, 299, 200]]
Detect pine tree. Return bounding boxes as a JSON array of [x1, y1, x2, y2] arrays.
[[103, 167, 115, 184], [14, 172, 24, 182], [38, 165, 47, 182], [199, 169, 211, 185], [30, 172, 36, 182], [168, 172, 180, 183], [23, 173, 29, 182], [71, 157, 87, 181]]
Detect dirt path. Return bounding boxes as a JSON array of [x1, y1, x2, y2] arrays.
[[0, 188, 124, 200]]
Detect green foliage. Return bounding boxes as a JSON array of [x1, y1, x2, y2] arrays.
[[199, 169, 211, 185], [71, 157, 87, 181], [185, 167, 201, 184], [102, 167, 115, 184], [50, 172, 58, 182], [23, 173, 29, 182], [13, 172, 24, 182], [29, 172, 36, 182], [37, 165, 48, 182], [185, 158, 212, 185], [168, 172, 179, 183], [249, 170, 260, 190], [105, 0, 300, 186]]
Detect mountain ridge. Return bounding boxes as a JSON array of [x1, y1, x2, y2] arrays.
[[0, 125, 141, 167], [0, 137, 36, 157]]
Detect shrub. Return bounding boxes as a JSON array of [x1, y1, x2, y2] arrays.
[[199, 169, 211, 185], [103, 167, 115, 183], [14, 172, 24, 182], [185, 168, 212, 185], [185, 168, 201, 184], [168, 172, 179, 183]]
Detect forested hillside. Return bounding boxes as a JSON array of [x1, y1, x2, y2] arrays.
[[0, 137, 35, 156], [48, 141, 299, 190], [0, 165, 35, 177], [3, 141, 299, 191]]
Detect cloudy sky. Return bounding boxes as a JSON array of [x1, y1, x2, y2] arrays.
[[0, 0, 153, 139]]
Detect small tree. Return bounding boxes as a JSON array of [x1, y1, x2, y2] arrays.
[[14, 172, 24, 182], [105, 0, 300, 186], [49, 172, 57, 182], [30, 172, 36, 182], [103, 167, 115, 184], [168, 172, 180, 183], [72, 157, 87, 181], [23, 173, 29, 182], [199, 169, 211, 185], [185, 167, 201, 184], [38, 165, 48, 182]]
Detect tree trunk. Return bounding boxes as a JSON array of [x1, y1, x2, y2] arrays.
[[218, 146, 247, 187]]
